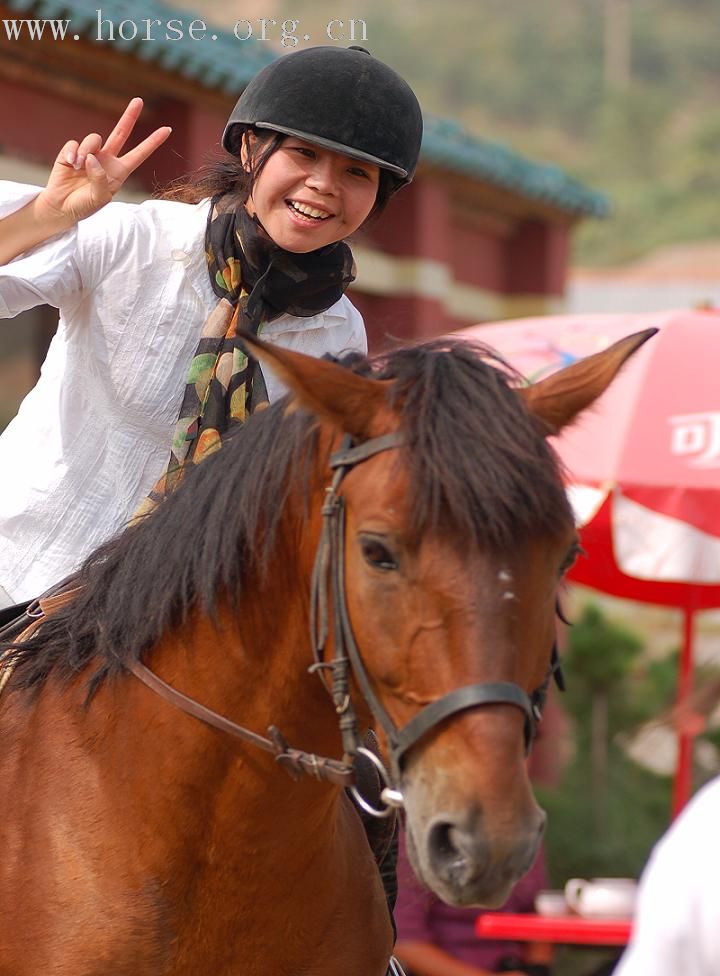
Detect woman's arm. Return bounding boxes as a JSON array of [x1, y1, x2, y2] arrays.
[[0, 194, 74, 266], [0, 98, 171, 266]]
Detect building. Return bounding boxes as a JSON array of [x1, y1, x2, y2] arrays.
[[0, 0, 607, 373]]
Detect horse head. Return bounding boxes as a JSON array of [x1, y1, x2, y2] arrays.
[[242, 328, 653, 909]]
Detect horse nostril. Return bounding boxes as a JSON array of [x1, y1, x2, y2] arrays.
[[427, 818, 474, 883]]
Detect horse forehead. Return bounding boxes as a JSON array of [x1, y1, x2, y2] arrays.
[[346, 451, 411, 507]]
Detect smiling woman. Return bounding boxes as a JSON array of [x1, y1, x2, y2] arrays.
[[0, 44, 423, 607], [241, 135, 381, 253]]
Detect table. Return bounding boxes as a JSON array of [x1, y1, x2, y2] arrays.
[[475, 913, 632, 947]]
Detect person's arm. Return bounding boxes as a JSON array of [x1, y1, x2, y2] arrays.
[[0, 195, 75, 266], [0, 97, 170, 266], [395, 939, 526, 976]]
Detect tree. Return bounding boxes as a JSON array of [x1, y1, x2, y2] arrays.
[[563, 604, 643, 838]]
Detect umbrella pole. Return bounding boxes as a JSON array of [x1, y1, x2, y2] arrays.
[[671, 608, 696, 818]]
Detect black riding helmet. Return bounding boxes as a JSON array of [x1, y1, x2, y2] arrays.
[[222, 46, 423, 186]]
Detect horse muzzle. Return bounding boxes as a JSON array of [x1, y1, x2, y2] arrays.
[[403, 772, 546, 907]]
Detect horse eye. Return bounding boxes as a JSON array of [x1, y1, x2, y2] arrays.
[[360, 537, 398, 571], [560, 541, 584, 576]]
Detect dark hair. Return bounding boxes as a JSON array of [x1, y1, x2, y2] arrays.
[[160, 126, 397, 222], [160, 128, 280, 205]]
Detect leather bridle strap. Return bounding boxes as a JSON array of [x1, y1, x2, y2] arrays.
[[125, 658, 355, 787], [389, 682, 534, 769]]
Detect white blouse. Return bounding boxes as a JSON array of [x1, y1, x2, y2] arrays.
[[0, 182, 367, 603]]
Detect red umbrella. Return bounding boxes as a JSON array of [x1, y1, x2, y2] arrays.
[[456, 308, 720, 813]]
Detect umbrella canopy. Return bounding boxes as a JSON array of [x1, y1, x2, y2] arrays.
[[456, 308, 720, 811], [460, 308, 720, 608]]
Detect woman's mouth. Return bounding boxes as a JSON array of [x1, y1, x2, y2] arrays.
[[286, 200, 333, 222]]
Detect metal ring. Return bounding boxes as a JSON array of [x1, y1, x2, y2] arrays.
[[388, 956, 408, 976], [380, 787, 405, 809], [349, 746, 404, 819]]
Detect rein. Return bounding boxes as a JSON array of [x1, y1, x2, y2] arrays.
[[3, 430, 564, 814], [125, 658, 356, 786]]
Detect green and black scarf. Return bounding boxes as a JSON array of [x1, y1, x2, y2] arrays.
[[135, 194, 355, 518]]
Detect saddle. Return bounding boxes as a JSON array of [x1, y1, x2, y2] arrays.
[[0, 600, 32, 637], [0, 583, 83, 696]]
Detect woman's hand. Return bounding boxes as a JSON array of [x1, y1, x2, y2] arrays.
[[0, 98, 172, 266], [34, 97, 171, 228]]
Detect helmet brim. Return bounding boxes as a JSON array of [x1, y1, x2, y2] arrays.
[[223, 120, 410, 181]]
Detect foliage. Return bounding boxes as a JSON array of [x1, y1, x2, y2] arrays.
[[563, 603, 642, 697], [537, 604, 671, 885]]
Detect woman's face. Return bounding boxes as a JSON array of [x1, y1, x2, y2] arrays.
[[242, 135, 380, 252]]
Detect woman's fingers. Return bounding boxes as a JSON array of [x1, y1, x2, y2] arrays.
[[42, 99, 171, 220], [73, 133, 103, 171], [58, 139, 80, 168], [101, 97, 145, 157], [62, 98, 171, 186], [84, 154, 114, 206], [104, 125, 172, 179]]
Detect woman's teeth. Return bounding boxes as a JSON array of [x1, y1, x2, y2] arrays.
[[287, 201, 331, 220]]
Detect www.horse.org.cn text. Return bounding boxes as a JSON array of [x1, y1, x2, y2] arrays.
[[1, 12, 368, 47]]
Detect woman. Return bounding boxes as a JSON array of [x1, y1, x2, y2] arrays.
[[0, 45, 423, 610]]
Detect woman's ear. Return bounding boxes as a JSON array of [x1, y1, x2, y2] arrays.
[[239, 130, 256, 173]]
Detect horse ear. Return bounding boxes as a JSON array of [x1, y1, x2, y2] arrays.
[[519, 328, 657, 434], [239, 331, 390, 438]]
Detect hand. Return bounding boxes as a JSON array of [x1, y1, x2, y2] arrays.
[[34, 97, 171, 228]]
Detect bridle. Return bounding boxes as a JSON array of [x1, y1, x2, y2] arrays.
[[126, 429, 564, 817]]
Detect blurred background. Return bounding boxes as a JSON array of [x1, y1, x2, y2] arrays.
[[3, 3, 720, 971], [7, 0, 720, 427]]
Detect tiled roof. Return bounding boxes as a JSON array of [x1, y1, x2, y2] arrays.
[[6, 0, 276, 88], [422, 117, 609, 218], [5, 0, 610, 216]]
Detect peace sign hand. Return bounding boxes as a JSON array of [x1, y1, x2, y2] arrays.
[[35, 98, 172, 228]]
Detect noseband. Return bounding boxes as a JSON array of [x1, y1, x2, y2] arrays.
[[124, 429, 563, 816]]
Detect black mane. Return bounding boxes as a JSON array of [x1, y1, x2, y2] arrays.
[[5, 339, 572, 693]]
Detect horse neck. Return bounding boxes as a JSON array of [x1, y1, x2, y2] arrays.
[[108, 481, 346, 838]]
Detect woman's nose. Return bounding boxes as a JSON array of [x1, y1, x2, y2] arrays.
[[305, 158, 339, 195]]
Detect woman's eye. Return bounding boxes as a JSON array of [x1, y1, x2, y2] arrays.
[[349, 167, 370, 179], [361, 538, 398, 571]]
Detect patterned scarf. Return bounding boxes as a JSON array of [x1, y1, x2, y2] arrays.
[[134, 194, 355, 519]]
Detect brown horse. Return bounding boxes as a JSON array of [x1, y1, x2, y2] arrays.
[[0, 330, 652, 975]]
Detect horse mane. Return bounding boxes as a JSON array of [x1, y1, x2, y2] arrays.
[[5, 339, 572, 694]]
